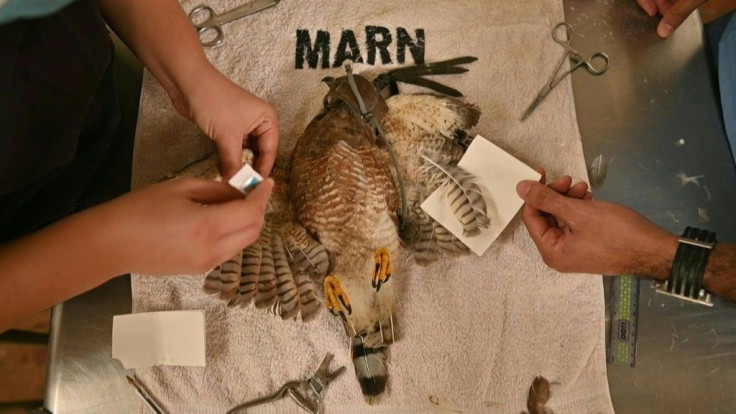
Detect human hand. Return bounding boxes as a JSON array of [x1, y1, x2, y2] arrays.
[[97, 176, 274, 275], [95, 0, 278, 178], [636, 0, 707, 38], [172, 65, 279, 180], [516, 170, 678, 278]]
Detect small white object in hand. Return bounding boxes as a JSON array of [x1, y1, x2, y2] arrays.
[[228, 164, 263, 193]]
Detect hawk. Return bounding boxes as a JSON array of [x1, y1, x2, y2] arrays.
[[182, 59, 488, 403]]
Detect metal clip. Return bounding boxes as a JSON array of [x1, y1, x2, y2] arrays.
[[307, 353, 346, 401], [225, 381, 303, 414], [226, 354, 345, 414], [652, 280, 714, 307]]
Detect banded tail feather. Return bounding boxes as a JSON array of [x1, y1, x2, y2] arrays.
[[409, 212, 468, 265], [203, 265, 222, 294], [239, 240, 262, 306], [437, 135, 466, 164], [284, 225, 330, 278], [294, 272, 321, 322], [352, 336, 388, 404], [433, 221, 468, 255], [272, 233, 300, 320], [422, 156, 490, 237], [220, 252, 243, 306], [412, 218, 440, 265], [254, 224, 277, 309]]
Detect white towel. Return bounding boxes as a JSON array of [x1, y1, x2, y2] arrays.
[[130, 1, 614, 413]]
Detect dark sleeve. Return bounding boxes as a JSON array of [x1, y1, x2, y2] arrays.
[[0, 0, 118, 241]]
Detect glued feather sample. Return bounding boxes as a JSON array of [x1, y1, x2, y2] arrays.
[[422, 156, 490, 237]]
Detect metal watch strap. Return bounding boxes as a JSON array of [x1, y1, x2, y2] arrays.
[[653, 226, 716, 306]]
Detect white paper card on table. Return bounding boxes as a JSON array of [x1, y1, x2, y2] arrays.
[[112, 310, 206, 369], [421, 135, 541, 256]]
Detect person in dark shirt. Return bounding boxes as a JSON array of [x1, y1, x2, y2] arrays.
[[0, 0, 278, 332]]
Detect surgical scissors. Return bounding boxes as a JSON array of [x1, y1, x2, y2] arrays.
[[189, 0, 280, 47], [520, 22, 610, 121]]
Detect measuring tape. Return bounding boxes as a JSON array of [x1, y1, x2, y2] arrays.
[[607, 275, 640, 366]]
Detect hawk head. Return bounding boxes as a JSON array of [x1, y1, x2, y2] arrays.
[[321, 74, 389, 121]]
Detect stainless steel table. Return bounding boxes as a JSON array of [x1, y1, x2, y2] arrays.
[[566, 2, 736, 414], [45, 1, 736, 412]]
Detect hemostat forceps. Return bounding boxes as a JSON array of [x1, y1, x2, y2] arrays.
[[520, 22, 610, 121]]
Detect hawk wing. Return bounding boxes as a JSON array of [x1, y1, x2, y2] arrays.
[[381, 94, 486, 264], [172, 151, 330, 323]]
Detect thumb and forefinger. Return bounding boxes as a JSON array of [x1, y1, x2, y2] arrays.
[[210, 178, 274, 253], [657, 0, 705, 38], [252, 120, 279, 177], [182, 176, 274, 212], [209, 178, 274, 226], [516, 180, 572, 217], [217, 117, 280, 180], [217, 138, 245, 181], [516, 180, 573, 245]]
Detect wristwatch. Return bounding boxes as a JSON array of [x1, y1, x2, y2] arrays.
[[652, 226, 716, 307]]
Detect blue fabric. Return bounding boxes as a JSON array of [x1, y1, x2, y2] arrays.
[[0, 0, 76, 24], [718, 13, 736, 165], [706, 11, 736, 165]]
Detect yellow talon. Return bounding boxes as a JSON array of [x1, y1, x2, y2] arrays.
[[372, 247, 393, 291], [324, 274, 352, 315]]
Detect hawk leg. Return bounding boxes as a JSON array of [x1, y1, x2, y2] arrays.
[[372, 247, 393, 292], [324, 274, 352, 316]]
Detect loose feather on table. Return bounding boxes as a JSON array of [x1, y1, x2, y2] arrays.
[[587, 154, 607, 189], [524, 376, 555, 414]]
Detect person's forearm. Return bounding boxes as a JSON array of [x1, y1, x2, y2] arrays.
[[516, 179, 735, 298], [638, 236, 736, 301], [0, 208, 121, 333], [96, 0, 213, 112], [627, 229, 679, 281]]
